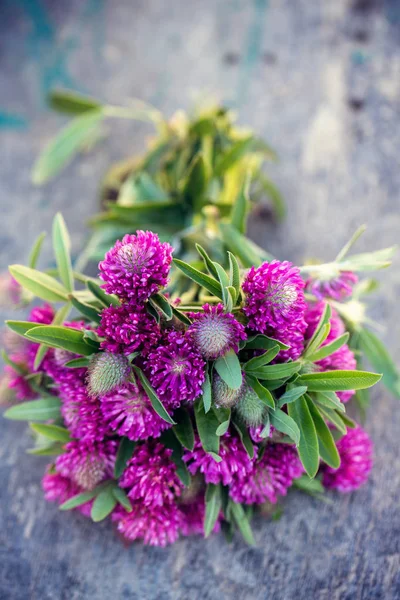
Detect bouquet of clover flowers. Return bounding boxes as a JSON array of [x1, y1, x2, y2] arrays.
[[1, 214, 398, 547]]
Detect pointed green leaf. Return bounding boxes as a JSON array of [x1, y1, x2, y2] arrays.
[[230, 173, 250, 234], [251, 361, 301, 381], [132, 366, 175, 424], [245, 375, 275, 409], [278, 386, 308, 408], [26, 326, 96, 356], [305, 396, 340, 469], [288, 397, 319, 478], [204, 484, 222, 538], [270, 408, 300, 445], [114, 438, 136, 478], [297, 370, 382, 391], [53, 213, 74, 292], [9, 265, 68, 302], [32, 110, 104, 184], [308, 333, 349, 363], [70, 296, 101, 323], [173, 258, 223, 299], [228, 252, 241, 295], [28, 232, 46, 269], [228, 500, 256, 546], [243, 346, 280, 372], [49, 89, 102, 115], [4, 396, 61, 421], [219, 223, 273, 268], [149, 293, 173, 320], [194, 398, 220, 456], [173, 408, 195, 450], [244, 334, 289, 351], [314, 391, 345, 412], [214, 349, 243, 390], [112, 486, 132, 512], [30, 423, 71, 443], [202, 369, 212, 413], [87, 280, 120, 307], [91, 487, 117, 522], [195, 244, 219, 279], [232, 417, 254, 458], [59, 489, 100, 510]]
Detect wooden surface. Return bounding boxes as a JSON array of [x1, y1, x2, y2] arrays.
[[1, 1, 400, 598]]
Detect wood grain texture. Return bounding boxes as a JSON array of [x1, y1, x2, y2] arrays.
[[0, 1, 399, 598]]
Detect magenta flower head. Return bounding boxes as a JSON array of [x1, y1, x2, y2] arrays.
[[56, 440, 117, 491], [113, 502, 181, 547], [29, 303, 55, 325], [100, 382, 171, 441], [98, 304, 161, 356], [183, 432, 253, 486], [144, 330, 206, 408], [243, 260, 307, 334], [307, 271, 358, 301], [98, 231, 173, 301], [119, 442, 183, 507], [188, 303, 246, 359], [323, 425, 373, 492], [230, 443, 303, 504], [0, 274, 22, 307], [305, 301, 357, 402]]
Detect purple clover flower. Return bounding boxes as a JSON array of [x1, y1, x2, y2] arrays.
[[144, 330, 206, 408], [98, 304, 161, 355], [229, 443, 303, 504], [113, 502, 181, 547], [307, 271, 358, 301], [56, 440, 117, 491], [98, 231, 173, 302], [188, 303, 247, 359], [119, 442, 183, 507], [323, 425, 373, 492], [100, 382, 171, 441], [183, 433, 253, 486]]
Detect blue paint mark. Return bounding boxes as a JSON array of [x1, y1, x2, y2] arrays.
[[0, 112, 28, 130], [235, 0, 268, 107]]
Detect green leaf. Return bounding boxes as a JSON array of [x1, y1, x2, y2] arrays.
[[132, 366, 175, 424], [278, 386, 308, 408], [358, 328, 400, 398], [258, 175, 286, 220], [59, 489, 100, 510], [228, 500, 256, 546], [33, 303, 72, 370], [26, 326, 96, 356], [244, 334, 289, 351], [49, 89, 102, 115], [314, 391, 345, 412], [173, 408, 195, 450], [91, 487, 117, 522], [303, 304, 331, 357], [114, 438, 136, 478], [304, 324, 330, 359], [5, 320, 44, 337], [86, 280, 120, 308], [316, 405, 347, 434], [204, 484, 222, 538], [297, 370, 382, 392], [214, 349, 243, 390], [184, 154, 207, 203], [32, 109, 104, 184], [30, 423, 71, 443], [112, 486, 132, 512], [65, 357, 91, 368], [270, 408, 300, 445], [245, 375, 275, 409], [27, 443, 65, 456], [171, 306, 192, 326], [219, 223, 273, 268], [28, 232, 46, 269], [230, 173, 250, 234], [287, 397, 319, 478], [232, 417, 254, 458], [194, 398, 220, 456], [243, 346, 280, 372], [195, 244, 219, 279], [293, 474, 325, 496], [160, 429, 191, 486], [9, 265, 68, 302], [173, 258, 223, 299], [228, 252, 241, 295], [149, 293, 173, 320], [70, 295, 101, 323], [202, 369, 212, 413], [305, 396, 340, 469], [212, 262, 230, 308], [308, 333, 349, 363], [215, 137, 254, 177], [250, 362, 301, 381], [52, 213, 74, 292], [4, 396, 61, 421]]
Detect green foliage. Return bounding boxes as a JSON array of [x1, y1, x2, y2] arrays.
[[4, 397, 61, 422], [114, 438, 136, 479]]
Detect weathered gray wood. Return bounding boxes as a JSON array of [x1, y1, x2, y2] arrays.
[[0, 1, 399, 598]]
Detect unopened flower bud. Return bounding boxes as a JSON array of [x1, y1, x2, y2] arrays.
[[87, 352, 130, 397], [235, 383, 266, 426]]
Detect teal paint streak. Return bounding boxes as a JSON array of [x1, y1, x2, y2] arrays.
[[0, 112, 28, 130], [235, 0, 268, 107]]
